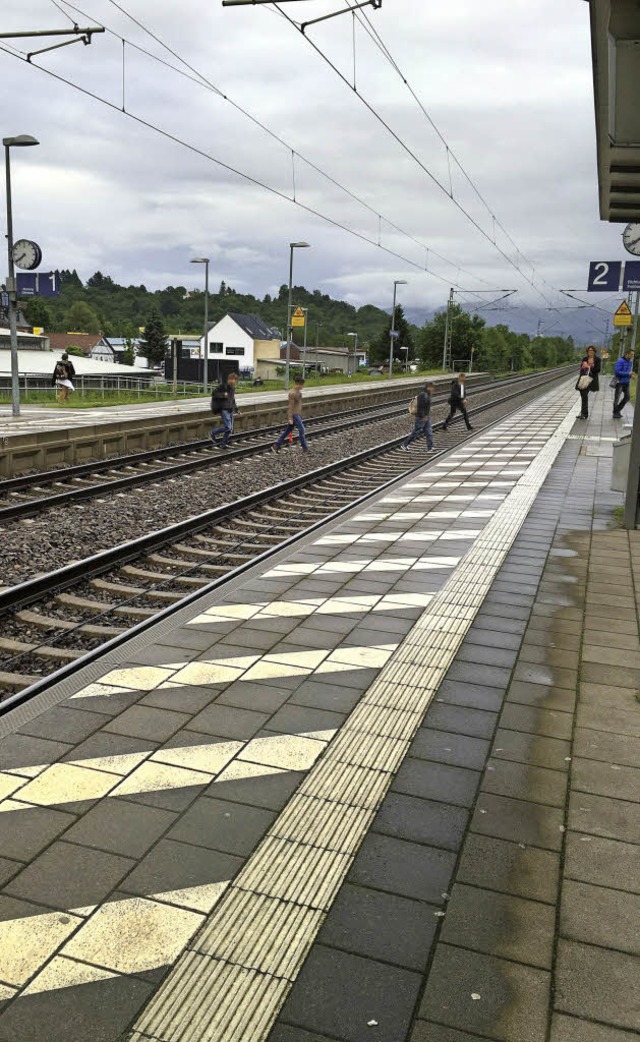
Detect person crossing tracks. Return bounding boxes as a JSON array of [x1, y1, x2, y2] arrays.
[[209, 371, 239, 449], [401, 381, 437, 451], [273, 376, 309, 453]]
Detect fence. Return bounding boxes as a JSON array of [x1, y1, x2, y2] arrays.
[[0, 374, 207, 400]]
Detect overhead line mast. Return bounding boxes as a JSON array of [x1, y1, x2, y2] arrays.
[[221, 0, 382, 33]]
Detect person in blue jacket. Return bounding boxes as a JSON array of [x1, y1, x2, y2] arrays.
[[613, 349, 636, 418]]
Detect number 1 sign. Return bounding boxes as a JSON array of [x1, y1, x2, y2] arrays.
[[587, 262, 622, 292]]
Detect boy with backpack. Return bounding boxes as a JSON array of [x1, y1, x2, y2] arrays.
[[402, 382, 437, 451], [209, 370, 239, 449], [273, 376, 308, 452]]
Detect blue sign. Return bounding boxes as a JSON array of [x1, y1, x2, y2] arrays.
[[16, 271, 61, 298], [623, 261, 640, 292], [587, 261, 622, 292]]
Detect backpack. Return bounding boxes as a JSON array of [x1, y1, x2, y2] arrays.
[[54, 362, 66, 381], [408, 396, 418, 416], [210, 383, 226, 413]]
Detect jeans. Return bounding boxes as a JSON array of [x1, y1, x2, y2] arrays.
[[275, 414, 308, 451], [211, 409, 234, 446], [404, 417, 433, 449], [614, 383, 630, 414], [443, 402, 471, 429]]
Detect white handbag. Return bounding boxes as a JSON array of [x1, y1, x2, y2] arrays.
[[577, 374, 592, 390]]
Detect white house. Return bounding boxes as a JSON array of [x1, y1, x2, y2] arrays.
[[202, 313, 281, 373]]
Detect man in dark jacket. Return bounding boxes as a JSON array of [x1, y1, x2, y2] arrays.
[[613, 349, 635, 418], [51, 352, 76, 403], [442, 373, 473, 431], [401, 382, 436, 451], [209, 371, 239, 449]]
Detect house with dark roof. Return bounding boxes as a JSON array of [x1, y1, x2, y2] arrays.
[[202, 312, 281, 376], [48, 332, 114, 362]]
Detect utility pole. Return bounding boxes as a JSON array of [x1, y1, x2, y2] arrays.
[[302, 308, 309, 372], [441, 287, 454, 371]]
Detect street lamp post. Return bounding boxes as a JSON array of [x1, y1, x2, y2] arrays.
[[3, 134, 39, 418], [346, 332, 358, 375], [285, 241, 310, 390], [190, 257, 210, 395], [388, 279, 407, 380]]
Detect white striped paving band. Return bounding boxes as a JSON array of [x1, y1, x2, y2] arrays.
[[129, 388, 577, 1042]]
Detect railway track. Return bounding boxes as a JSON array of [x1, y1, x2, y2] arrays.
[[0, 369, 569, 523], [0, 367, 572, 704]]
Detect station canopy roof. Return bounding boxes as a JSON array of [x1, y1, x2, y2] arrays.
[[0, 348, 150, 378], [588, 0, 640, 221]]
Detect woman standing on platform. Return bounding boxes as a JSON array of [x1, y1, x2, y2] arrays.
[[576, 345, 600, 420]]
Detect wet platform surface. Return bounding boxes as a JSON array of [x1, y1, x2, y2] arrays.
[[0, 382, 637, 1042]]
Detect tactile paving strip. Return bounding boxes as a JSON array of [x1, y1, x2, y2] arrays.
[[129, 400, 576, 1042]]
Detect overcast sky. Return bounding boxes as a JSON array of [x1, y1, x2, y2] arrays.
[[0, 0, 627, 339]]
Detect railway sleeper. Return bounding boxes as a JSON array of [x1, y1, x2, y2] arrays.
[[145, 553, 205, 570], [0, 636, 80, 661], [120, 565, 208, 587], [0, 670, 40, 691], [90, 578, 184, 602]]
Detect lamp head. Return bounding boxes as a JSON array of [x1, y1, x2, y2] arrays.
[[190, 257, 209, 264], [3, 135, 39, 148], [290, 241, 310, 249], [394, 279, 408, 287]]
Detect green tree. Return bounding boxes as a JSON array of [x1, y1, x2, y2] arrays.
[[140, 312, 168, 366], [371, 304, 415, 365], [22, 297, 52, 330], [65, 300, 100, 333], [417, 305, 485, 370]]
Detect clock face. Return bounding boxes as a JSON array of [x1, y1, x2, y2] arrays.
[[622, 223, 640, 257], [12, 239, 42, 270]]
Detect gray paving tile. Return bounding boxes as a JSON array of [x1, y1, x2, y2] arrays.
[[499, 702, 573, 740], [4, 840, 134, 910], [186, 703, 270, 740], [571, 757, 640, 802], [561, 880, 640, 956], [473, 613, 528, 635], [555, 940, 640, 1032], [577, 704, 640, 739], [63, 798, 176, 858], [550, 1013, 639, 1042], [455, 644, 519, 669], [392, 757, 480, 808], [411, 728, 490, 771], [0, 972, 154, 1042], [482, 757, 567, 808], [411, 1025, 501, 1042], [435, 680, 505, 713], [574, 728, 640, 769], [268, 1027, 336, 1042], [215, 680, 292, 714], [506, 681, 576, 712], [104, 705, 190, 742], [464, 626, 523, 651], [16, 706, 110, 745], [425, 703, 498, 741], [457, 833, 560, 904], [349, 833, 456, 903], [580, 662, 640, 692], [166, 795, 275, 856], [0, 732, 73, 771], [61, 730, 158, 769], [445, 661, 513, 690], [290, 680, 363, 714], [318, 882, 437, 971], [139, 685, 219, 713], [512, 662, 578, 690], [0, 803, 76, 861], [0, 856, 21, 887], [266, 704, 346, 736], [117, 777, 207, 813], [564, 833, 640, 895], [208, 768, 306, 812], [279, 945, 422, 1042], [373, 792, 468, 851], [471, 792, 564, 851], [121, 838, 242, 901], [59, 688, 142, 716], [441, 883, 555, 969], [568, 791, 640, 844], [419, 943, 550, 1042], [491, 728, 571, 771]]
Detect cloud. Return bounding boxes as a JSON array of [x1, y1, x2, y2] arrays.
[[0, 0, 623, 338]]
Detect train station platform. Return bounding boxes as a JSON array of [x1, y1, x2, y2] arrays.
[[0, 381, 637, 1042]]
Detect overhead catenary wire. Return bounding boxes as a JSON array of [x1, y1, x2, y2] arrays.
[[273, 0, 564, 313]]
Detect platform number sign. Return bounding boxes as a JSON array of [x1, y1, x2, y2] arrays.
[[587, 261, 622, 292]]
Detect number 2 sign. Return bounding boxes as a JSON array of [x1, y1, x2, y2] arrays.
[[587, 261, 622, 292]]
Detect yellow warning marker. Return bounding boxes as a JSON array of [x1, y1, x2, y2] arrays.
[[614, 300, 633, 327], [291, 306, 306, 328]]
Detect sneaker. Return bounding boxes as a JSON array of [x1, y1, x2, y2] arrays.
[[427, 446, 436, 452], [466, 425, 474, 431], [400, 445, 410, 451], [217, 444, 229, 450], [613, 412, 622, 419], [272, 445, 280, 453]]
